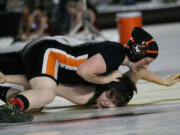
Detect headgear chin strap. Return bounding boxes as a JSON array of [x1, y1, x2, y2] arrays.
[[124, 27, 159, 62]]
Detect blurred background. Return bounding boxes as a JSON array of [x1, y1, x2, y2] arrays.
[[0, 0, 179, 43], [0, 2, 180, 134]]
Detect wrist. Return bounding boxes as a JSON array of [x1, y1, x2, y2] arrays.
[[162, 79, 170, 86], [104, 77, 111, 84]]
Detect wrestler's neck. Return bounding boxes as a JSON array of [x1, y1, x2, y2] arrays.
[[122, 55, 131, 66]]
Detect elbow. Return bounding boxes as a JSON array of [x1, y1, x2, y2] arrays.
[[76, 66, 96, 83], [77, 66, 89, 78]]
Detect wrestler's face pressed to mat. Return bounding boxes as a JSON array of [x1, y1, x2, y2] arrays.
[[96, 91, 116, 108]]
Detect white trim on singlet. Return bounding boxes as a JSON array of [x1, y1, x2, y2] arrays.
[[0, 36, 84, 53], [40, 36, 84, 46]]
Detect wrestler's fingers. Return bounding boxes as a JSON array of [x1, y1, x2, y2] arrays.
[[113, 78, 121, 82], [115, 71, 123, 77], [0, 72, 6, 84], [166, 74, 180, 80]]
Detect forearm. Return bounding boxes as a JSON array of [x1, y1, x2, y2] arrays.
[[77, 70, 122, 84], [140, 69, 168, 86], [5, 75, 30, 89], [77, 54, 122, 84], [77, 71, 109, 84]]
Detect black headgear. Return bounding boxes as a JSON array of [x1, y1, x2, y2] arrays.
[[124, 27, 159, 62]]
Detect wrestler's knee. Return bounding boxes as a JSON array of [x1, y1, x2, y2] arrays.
[[42, 88, 56, 104], [29, 76, 57, 104]]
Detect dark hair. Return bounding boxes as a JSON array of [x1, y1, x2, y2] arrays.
[[107, 75, 137, 107]]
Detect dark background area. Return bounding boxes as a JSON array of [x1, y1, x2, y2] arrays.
[[0, 0, 179, 37]]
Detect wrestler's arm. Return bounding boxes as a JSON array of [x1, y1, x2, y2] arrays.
[[56, 84, 95, 105], [124, 70, 140, 84], [140, 69, 180, 86], [125, 69, 180, 86], [77, 54, 122, 84], [0, 72, 30, 89]]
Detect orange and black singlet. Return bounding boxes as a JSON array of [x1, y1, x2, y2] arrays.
[[22, 36, 126, 85], [0, 36, 126, 85]]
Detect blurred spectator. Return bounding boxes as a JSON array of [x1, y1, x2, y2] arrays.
[[67, 0, 100, 33], [66, 1, 80, 31], [17, 4, 34, 41], [19, 5, 54, 41], [6, 0, 23, 13], [51, 0, 71, 35], [32, 5, 54, 39], [85, 0, 100, 30]]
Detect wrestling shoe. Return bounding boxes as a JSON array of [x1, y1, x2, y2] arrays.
[[0, 103, 33, 123]]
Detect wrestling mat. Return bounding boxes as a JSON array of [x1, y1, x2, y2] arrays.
[[1, 82, 180, 135]]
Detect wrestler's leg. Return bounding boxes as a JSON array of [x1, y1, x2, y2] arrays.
[[0, 41, 60, 122], [12, 76, 57, 111], [0, 86, 22, 102], [0, 73, 30, 103], [1, 73, 30, 88], [0, 51, 26, 102]]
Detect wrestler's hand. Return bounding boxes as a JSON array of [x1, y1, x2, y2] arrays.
[[106, 70, 122, 83], [164, 73, 180, 86], [0, 72, 6, 84]]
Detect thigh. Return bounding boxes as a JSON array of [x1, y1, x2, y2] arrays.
[[19, 76, 58, 110], [29, 76, 57, 90]]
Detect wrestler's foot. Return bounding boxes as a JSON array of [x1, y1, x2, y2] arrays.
[[0, 103, 33, 123]]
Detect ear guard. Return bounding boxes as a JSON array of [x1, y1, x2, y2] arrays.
[[124, 27, 158, 62]]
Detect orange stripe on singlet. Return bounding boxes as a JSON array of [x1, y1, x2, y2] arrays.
[[46, 52, 57, 77], [45, 51, 88, 78]]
